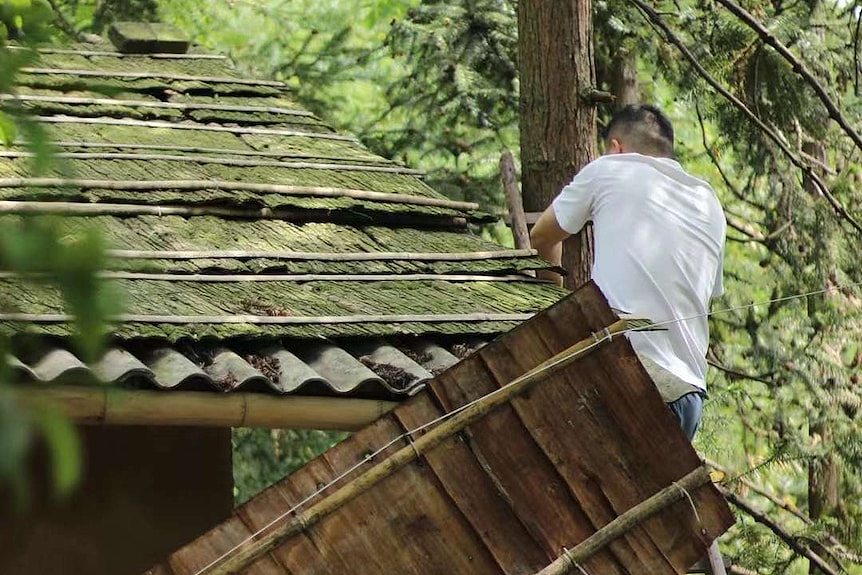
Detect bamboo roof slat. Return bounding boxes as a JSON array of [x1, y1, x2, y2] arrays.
[[0, 94, 315, 117], [34, 116, 354, 141], [0, 151, 424, 175], [105, 249, 537, 261], [0, 178, 478, 211], [0, 201, 471, 226], [9, 45, 228, 59], [0, 272, 545, 283], [16, 140, 392, 164], [19, 67, 287, 87], [0, 312, 536, 325]]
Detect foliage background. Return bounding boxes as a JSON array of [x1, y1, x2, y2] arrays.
[[6, 0, 862, 572]]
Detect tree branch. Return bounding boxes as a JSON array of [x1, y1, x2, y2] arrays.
[[715, 0, 862, 155], [628, 0, 862, 235], [45, 0, 83, 41], [721, 489, 844, 575]]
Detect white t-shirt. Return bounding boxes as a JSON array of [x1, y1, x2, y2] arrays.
[[552, 153, 726, 391]]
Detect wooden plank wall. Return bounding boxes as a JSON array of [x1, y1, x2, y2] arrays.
[[148, 282, 734, 575]]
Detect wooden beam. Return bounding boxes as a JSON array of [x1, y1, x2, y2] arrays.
[[534, 466, 714, 575], [500, 150, 531, 250], [10, 385, 397, 430]]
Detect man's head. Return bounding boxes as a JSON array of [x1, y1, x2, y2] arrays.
[[601, 104, 675, 158]]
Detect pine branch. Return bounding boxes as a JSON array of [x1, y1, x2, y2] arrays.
[[721, 489, 844, 575], [708, 360, 776, 387], [715, 0, 862, 156], [628, 0, 862, 235], [855, 11, 861, 96], [45, 0, 83, 41]]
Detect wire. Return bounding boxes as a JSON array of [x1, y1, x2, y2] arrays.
[[193, 278, 862, 574]]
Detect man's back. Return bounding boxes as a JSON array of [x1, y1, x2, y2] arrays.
[[552, 153, 725, 392]]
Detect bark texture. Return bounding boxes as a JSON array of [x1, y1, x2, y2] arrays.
[[518, 0, 597, 288]]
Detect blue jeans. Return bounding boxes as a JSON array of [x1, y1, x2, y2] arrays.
[[668, 392, 705, 440]]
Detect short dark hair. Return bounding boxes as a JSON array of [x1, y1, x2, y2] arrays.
[[601, 104, 675, 157]]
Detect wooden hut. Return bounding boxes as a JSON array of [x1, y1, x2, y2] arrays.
[[148, 282, 734, 575], [0, 24, 565, 575]]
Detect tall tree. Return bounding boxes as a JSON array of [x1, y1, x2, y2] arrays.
[[517, 0, 597, 288]]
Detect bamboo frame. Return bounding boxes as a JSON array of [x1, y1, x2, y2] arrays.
[[0, 312, 536, 325], [35, 116, 355, 141], [20, 67, 287, 87], [15, 140, 390, 165], [0, 94, 315, 117], [534, 466, 714, 575], [9, 45, 227, 59], [0, 201, 471, 227], [10, 385, 397, 430], [0, 178, 478, 211], [0, 271, 545, 283], [0, 150, 424, 176], [105, 248, 537, 261], [201, 317, 636, 574]]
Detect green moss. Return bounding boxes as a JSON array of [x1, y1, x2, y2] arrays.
[[37, 52, 245, 79]]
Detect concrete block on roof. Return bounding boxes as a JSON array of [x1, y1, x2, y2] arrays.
[[108, 22, 190, 54]]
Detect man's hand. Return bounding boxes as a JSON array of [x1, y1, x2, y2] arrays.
[[530, 208, 570, 286]]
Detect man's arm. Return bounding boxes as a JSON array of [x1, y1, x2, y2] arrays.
[[529, 208, 571, 286]]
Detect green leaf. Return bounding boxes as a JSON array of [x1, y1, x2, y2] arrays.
[[0, 110, 16, 146], [32, 407, 81, 498]]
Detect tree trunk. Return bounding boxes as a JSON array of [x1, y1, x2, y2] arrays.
[[518, 0, 597, 289], [610, 48, 640, 110], [803, 139, 842, 575]]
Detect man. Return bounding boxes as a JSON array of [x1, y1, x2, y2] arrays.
[[530, 104, 726, 440]]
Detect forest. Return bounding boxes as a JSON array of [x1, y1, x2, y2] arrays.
[[1, 0, 862, 573]]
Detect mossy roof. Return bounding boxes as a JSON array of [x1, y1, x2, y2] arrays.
[[2, 36, 563, 398]]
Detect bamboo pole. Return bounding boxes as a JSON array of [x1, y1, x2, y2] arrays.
[[20, 67, 287, 87], [0, 272, 545, 283], [10, 386, 396, 430], [14, 140, 390, 165], [0, 312, 536, 325], [34, 116, 355, 141], [105, 248, 537, 261], [9, 45, 227, 59], [0, 94, 315, 117], [706, 542, 728, 575], [534, 465, 714, 575], [201, 317, 635, 574], [0, 201, 471, 227], [0, 150, 423, 175], [0, 178, 478, 212], [500, 150, 531, 251]]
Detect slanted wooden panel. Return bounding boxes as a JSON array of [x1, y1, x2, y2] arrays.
[[148, 282, 734, 575]]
